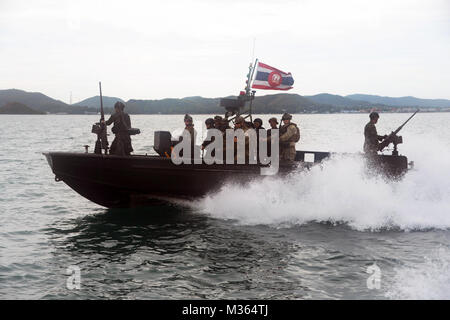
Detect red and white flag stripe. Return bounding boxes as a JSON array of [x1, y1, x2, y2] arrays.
[[251, 62, 294, 91]]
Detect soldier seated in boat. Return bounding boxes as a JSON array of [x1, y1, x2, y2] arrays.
[[267, 117, 278, 135], [234, 116, 249, 131], [279, 113, 300, 162], [253, 118, 264, 162], [364, 112, 387, 156], [201, 118, 215, 153], [232, 116, 252, 163], [102, 101, 133, 156], [267, 117, 279, 157], [253, 118, 264, 130], [176, 114, 197, 158], [214, 115, 230, 133]]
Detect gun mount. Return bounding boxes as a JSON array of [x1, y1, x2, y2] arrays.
[[380, 133, 403, 156], [219, 90, 256, 125]]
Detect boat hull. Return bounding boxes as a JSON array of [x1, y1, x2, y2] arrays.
[[44, 151, 408, 208]]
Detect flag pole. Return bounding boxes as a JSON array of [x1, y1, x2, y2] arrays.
[[246, 58, 258, 96], [245, 58, 258, 121]]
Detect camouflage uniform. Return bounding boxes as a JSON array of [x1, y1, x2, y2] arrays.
[[279, 113, 299, 162], [279, 123, 298, 162]]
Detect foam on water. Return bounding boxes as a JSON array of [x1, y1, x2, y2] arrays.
[[196, 134, 450, 232], [385, 247, 450, 299]]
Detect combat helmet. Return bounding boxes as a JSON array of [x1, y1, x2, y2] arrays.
[[114, 101, 125, 111], [253, 118, 263, 125], [235, 116, 245, 124], [184, 114, 193, 122], [268, 117, 278, 124]]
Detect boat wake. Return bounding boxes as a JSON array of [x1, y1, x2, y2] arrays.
[[193, 135, 450, 232], [385, 247, 450, 299]]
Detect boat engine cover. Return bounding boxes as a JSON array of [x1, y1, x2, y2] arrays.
[[154, 131, 172, 156]]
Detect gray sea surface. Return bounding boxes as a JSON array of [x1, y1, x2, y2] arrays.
[[0, 113, 449, 299]]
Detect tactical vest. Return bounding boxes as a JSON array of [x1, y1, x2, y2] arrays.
[[281, 123, 300, 143]]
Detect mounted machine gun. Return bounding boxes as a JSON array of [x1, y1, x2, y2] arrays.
[[379, 109, 419, 155], [91, 82, 109, 154]]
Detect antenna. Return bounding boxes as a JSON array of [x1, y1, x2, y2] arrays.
[[251, 37, 256, 62], [70, 91, 72, 105]]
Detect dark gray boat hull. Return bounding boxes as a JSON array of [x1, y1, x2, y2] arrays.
[[44, 151, 408, 208]]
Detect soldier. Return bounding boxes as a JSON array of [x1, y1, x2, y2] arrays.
[[267, 117, 278, 135], [253, 118, 265, 162], [233, 116, 251, 162], [215, 115, 231, 133], [213, 115, 230, 161], [234, 116, 249, 131], [267, 117, 279, 157], [253, 118, 264, 130], [213, 115, 223, 131], [180, 114, 197, 157], [103, 101, 133, 156], [201, 118, 215, 152], [279, 113, 300, 162], [364, 112, 387, 156]]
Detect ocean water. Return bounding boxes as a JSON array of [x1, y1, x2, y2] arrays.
[[0, 112, 449, 299]]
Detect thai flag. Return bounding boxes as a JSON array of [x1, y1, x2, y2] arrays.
[[251, 62, 294, 91]]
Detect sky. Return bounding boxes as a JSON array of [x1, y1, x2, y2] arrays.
[[1, 0, 449, 103]]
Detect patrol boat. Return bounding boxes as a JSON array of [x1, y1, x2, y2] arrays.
[[44, 89, 415, 208]]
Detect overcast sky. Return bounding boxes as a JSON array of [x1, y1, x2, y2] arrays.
[[1, 0, 449, 103]]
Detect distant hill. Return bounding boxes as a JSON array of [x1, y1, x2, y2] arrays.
[[305, 93, 373, 108], [126, 96, 222, 114], [0, 102, 44, 114], [1, 89, 449, 114], [0, 89, 99, 114], [73, 96, 125, 109], [252, 93, 326, 113], [346, 94, 450, 108], [125, 94, 329, 114]]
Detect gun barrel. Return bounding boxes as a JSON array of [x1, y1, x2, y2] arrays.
[[393, 109, 419, 135], [99, 82, 105, 121]]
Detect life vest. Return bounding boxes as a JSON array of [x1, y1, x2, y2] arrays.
[[290, 123, 300, 142], [282, 123, 300, 143]]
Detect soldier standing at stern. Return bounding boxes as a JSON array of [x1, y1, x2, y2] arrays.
[[279, 113, 300, 162], [364, 112, 387, 156], [103, 101, 133, 156]]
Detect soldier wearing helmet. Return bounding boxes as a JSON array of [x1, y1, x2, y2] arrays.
[[364, 112, 387, 155], [201, 118, 216, 152], [253, 118, 264, 130], [214, 115, 230, 133], [252, 118, 265, 162], [177, 114, 197, 158], [234, 116, 247, 130], [103, 101, 133, 156], [232, 116, 251, 163], [267, 117, 279, 157], [279, 113, 300, 162], [183, 114, 195, 138]]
